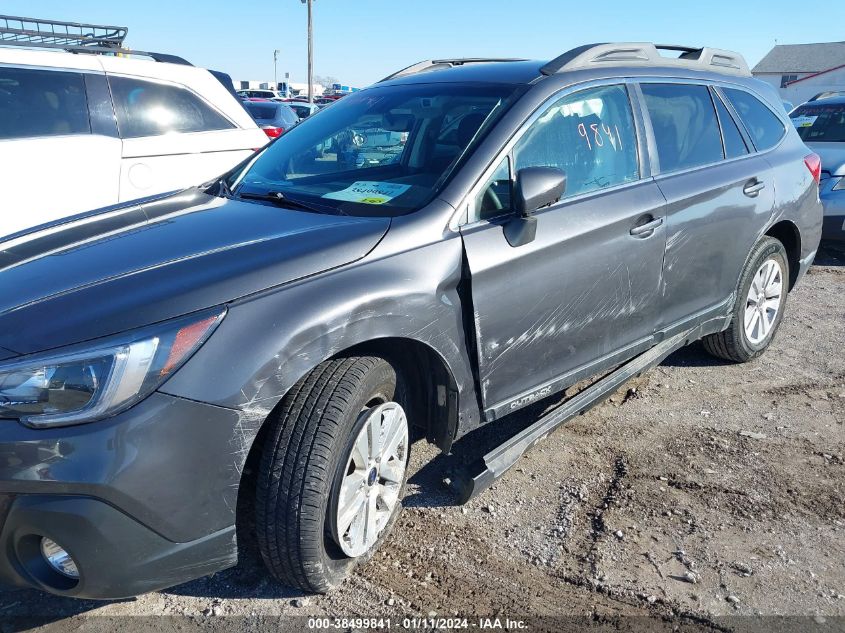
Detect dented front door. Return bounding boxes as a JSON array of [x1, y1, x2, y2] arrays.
[[461, 179, 667, 418]]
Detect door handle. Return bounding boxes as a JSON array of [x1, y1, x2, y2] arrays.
[[629, 216, 664, 237], [743, 179, 766, 197]]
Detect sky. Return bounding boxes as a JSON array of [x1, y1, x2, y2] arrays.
[[3, 1, 840, 88]]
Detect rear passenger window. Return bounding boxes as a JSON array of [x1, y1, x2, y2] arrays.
[[641, 83, 722, 173], [713, 91, 749, 159], [0, 67, 90, 139], [109, 76, 234, 138], [722, 88, 786, 151], [513, 84, 639, 199]]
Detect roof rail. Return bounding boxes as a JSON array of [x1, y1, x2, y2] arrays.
[[540, 43, 750, 77], [379, 58, 527, 82], [0, 14, 191, 65]]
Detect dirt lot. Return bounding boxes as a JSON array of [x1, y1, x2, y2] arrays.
[[3, 246, 844, 632]]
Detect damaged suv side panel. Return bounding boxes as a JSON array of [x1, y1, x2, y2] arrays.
[[161, 202, 483, 449]]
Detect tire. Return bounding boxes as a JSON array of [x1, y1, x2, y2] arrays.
[[702, 236, 789, 363], [255, 356, 410, 592]]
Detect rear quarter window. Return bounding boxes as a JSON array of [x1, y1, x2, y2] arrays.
[[0, 66, 90, 139], [109, 75, 235, 138], [722, 88, 786, 151]]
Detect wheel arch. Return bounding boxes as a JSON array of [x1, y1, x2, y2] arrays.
[[234, 336, 462, 539], [765, 219, 801, 290], [335, 337, 461, 453]]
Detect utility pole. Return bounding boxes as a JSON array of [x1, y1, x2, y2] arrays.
[[301, 0, 314, 104], [273, 48, 280, 92]]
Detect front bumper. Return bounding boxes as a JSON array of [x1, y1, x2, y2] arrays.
[[0, 392, 253, 598], [0, 495, 235, 599]]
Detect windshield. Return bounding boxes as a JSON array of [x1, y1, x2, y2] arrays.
[[227, 82, 524, 216], [791, 103, 845, 142]]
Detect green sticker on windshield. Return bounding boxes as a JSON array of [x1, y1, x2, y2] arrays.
[[322, 181, 411, 205]]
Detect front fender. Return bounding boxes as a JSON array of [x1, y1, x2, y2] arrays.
[[159, 234, 480, 440]]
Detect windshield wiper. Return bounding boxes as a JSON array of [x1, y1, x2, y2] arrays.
[[235, 190, 330, 214]]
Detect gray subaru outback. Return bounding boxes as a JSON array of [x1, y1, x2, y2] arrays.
[[0, 43, 822, 599]]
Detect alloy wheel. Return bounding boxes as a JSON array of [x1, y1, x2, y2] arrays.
[[744, 258, 783, 345], [333, 401, 408, 557]]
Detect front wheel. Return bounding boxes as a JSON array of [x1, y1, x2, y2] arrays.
[[703, 236, 789, 363], [255, 356, 410, 592]]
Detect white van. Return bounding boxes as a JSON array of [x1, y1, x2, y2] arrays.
[[0, 16, 268, 238]]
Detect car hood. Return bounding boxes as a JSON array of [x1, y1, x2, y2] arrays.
[[806, 142, 845, 176], [0, 189, 390, 355]]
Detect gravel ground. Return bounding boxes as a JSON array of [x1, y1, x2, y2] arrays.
[[3, 245, 844, 632]]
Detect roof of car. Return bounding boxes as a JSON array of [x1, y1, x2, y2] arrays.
[[380, 45, 752, 87], [799, 95, 845, 106], [380, 60, 545, 86]]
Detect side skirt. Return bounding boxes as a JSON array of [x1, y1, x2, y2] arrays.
[[452, 326, 701, 504]]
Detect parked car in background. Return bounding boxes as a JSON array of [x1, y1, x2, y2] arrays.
[[286, 101, 321, 119], [244, 101, 300, 138], [0, 16, 267, 239], [791, 96, 845, 240], [809, 91, 845, 102], [0, 43, 821, 601], [237, 88, 285, 101]]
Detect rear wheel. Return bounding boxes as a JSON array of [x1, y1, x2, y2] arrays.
[[255, 356, 410, 592], [703, 236, 789, 363]]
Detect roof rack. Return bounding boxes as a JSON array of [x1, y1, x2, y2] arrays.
[[0, 14, 191, 65], [540, 43, 750, 77], [379, 58, 527, 82], [0, 15, 127, 49]]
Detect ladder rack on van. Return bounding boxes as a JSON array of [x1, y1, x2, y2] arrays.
[[540, 43, 751, 77], [0, 15, 191, 65], [0, 15, 127, 50]]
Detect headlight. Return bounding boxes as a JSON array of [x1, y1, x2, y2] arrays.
[[831, 177, 845, 191], [0, 309, 224, 428]]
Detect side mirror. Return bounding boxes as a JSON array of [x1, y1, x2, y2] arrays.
[[514, 167, 567, 216], [504, 167, 566, 247]]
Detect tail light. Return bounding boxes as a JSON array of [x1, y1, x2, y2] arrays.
[[262, 126, 284, 138], [804, 153, 822, 184]]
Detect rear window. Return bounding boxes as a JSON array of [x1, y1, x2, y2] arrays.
[[790, 102, 845, 142], [109, 76, 235, 138], [641, 83, 723, 173], [722, 88, 786, 151], [0, 66, 90, 139], [245, 102, 279, 121]]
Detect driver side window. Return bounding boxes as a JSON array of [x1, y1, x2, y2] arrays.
[[475, 156, 512, 220], [513, 84, 639, 199]]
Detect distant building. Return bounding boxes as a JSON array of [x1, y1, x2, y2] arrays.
[[752, 42, 845, 105]]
